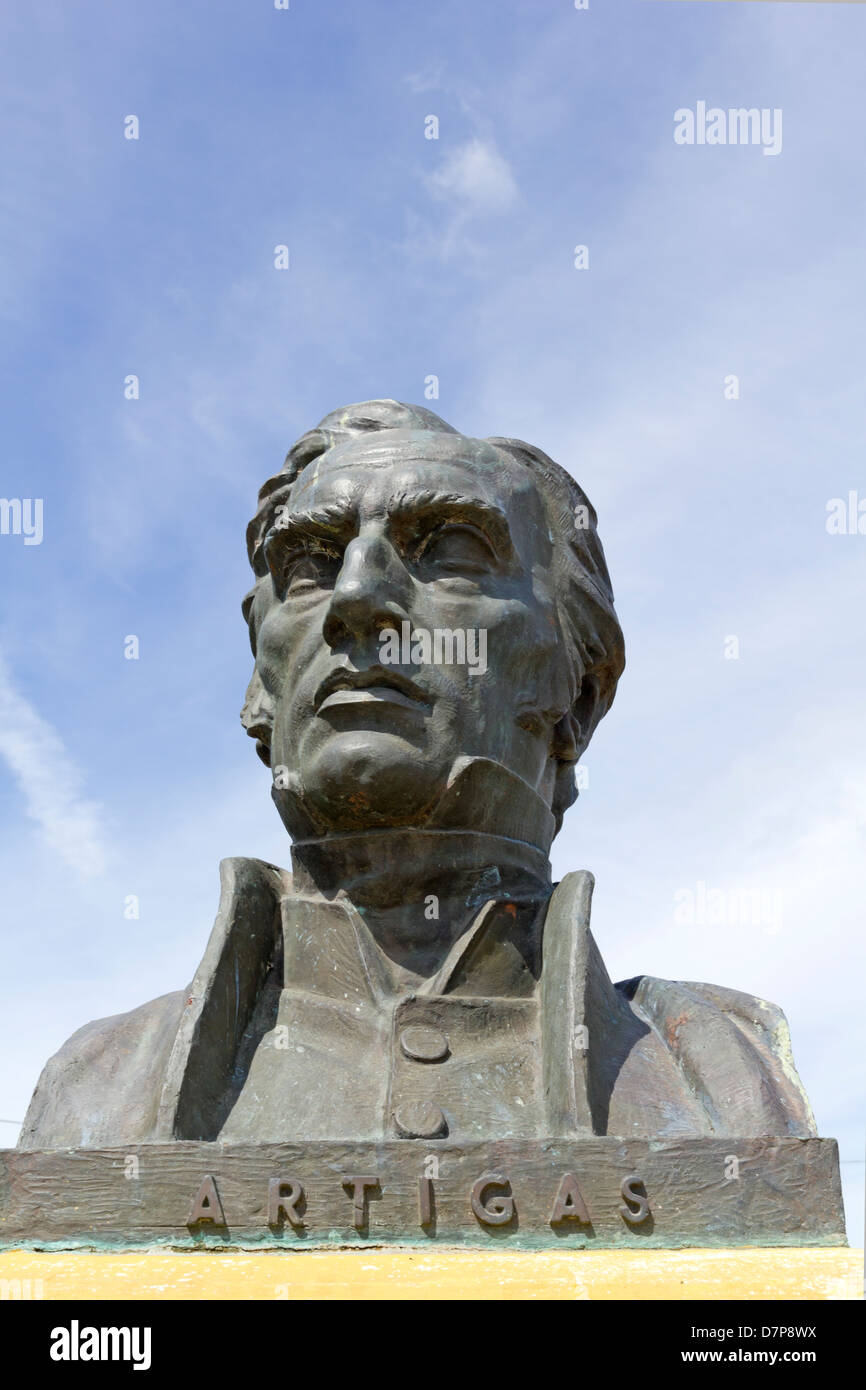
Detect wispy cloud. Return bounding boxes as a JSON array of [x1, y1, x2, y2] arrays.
[[412, 137, 519, 262], [0, 655, 106, 877], [404, 67, 444, 96], [427, 138, 518, 214]]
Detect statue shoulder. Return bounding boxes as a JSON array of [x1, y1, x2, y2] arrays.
[[18, 990, 186, 1150], [619, 974, 818, 1137]]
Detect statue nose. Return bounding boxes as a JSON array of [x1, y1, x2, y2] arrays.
[[322, 531, 409, 647]]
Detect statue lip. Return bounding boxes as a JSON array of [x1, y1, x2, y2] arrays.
[[315, 666, 430, 714]]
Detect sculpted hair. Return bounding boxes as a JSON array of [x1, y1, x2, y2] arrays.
[[241, 400, 625, 831]]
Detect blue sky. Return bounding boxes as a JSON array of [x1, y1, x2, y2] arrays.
[[0, 0, 863, 1249]]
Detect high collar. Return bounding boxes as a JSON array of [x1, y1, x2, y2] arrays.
[[289, 826, 551, 911]]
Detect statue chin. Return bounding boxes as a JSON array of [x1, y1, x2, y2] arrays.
[[293, 736, 447, 834]]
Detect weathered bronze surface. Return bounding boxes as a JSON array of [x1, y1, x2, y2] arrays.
[[9, 400, 843, 1247], [0, 1140, 845, 1250]]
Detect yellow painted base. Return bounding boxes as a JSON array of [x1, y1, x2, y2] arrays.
[[0, 1247, 860, 1301]]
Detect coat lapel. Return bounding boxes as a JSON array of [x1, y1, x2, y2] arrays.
[[155, 857, 287, 1140]]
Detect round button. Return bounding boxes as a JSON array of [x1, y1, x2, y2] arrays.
[[399, 1025, 450, 1062], [393, 1101, 448, 1139]]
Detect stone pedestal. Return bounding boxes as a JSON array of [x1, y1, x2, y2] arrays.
[[0, 1139, 845, 1250]]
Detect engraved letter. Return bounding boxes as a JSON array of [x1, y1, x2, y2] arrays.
[[268, 1176, 304, 1226], [549, 1172, 591, 1225], [343, 1174, 379, 1230], [471, 1173, 514, 1226], [187, 1175, 225, 1225], [619, 1174, 650, 1225], [418, 1175, 435, 1227]]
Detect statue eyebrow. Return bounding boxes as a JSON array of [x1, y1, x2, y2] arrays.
[[266, 501, 358, 551], [387, 490, 514, 557], [264, 491, 515, 564]]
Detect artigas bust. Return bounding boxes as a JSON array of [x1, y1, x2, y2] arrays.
[[21, 401, 820, 1149]]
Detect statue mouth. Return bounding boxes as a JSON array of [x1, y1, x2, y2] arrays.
[[315, 666, 430, 714]]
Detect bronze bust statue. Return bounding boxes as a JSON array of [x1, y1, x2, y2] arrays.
[[20, 400, 818, 1149]]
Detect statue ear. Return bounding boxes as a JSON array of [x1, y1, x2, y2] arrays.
[[240, 669, 274, 767]]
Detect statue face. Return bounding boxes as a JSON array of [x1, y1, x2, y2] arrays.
[[255, 431, 574, 832]]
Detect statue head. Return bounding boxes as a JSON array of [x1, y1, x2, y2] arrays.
[[242, 401, 624, 850]]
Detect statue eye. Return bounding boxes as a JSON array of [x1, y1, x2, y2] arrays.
[[416, 524, 495, 575], [283, 544, 341, 596]]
